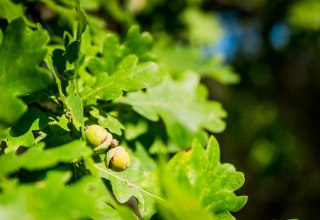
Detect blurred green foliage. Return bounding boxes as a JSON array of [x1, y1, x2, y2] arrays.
[[289, 0, 320, 31]]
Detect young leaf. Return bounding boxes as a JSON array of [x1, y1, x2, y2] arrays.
[[167, 136, 248, 218], [81, 55, 160, 102], [117, 72, 227, 147], [0, 19, 51, 128]]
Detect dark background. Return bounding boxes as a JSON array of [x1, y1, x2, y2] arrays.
[[207, 1, 320, 219]]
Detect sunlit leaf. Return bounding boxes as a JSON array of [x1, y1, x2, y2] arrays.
[[167, 136, 248, 218], [82, 55, 160, 102], [135, 142, 157, 172], [121, 25, 154, 61], [289, 0, 320, 31], [93, 152, 162, 219], [0, 19, 51, 128], [75, 0, 88, 39], [124, 121, 148, 141], [156, 44, 240, 84], [1, 107, 48, 151], [0, 0, 24, 22], [89, 108, 124, 135], [0, 140, 91, 176], [117, 72, 227, 147], [181, 7, 222, 45]]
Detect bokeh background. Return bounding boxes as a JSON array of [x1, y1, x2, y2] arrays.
[[20, 0, 320, 219]]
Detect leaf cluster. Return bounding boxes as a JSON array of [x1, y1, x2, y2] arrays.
[[0, 0, 247, 219]]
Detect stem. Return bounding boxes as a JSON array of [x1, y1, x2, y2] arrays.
[[73, 161, 78, 182], [52, 67, 67, 105]]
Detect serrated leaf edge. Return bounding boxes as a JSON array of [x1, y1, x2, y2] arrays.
[[93, 164, 166, 203]]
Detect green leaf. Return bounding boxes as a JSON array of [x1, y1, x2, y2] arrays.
[[93, 152, 162, 219], [158, 166, 216, 220], [0, 29, 3, 44], [0, 140, 91, 176], [135, 142, 157, 172], [156, 44, 240, 85], [52, 48, 67, 76], [0, 171, 114, 220], [289, 0, 320, 31], [66, 84, 84, 130], [87, 26, 154, 76], [103, 114, 125, 135], [121, 25, 154, 60], [149, 138, 168, 154], [1, 128, 34, 152], [124, 120, 148, 141], [1, 107, 48, 151], [117, 72, 227, 147], [48, 114, 70, 135], [89, 108, 124, 135], [75, 0, 88, 39], [87, 33, 120, 74], [167, 136, 248, 218], [81, 55, 160, 102], [79, 0, 100, 11], [198, 56, 240, 84], [44, 114, 74, 147], [63, 40, 81, 64], [91, 202, 139, 220], [81, 26, 161, 104], [181, 7, 222, 45], [12, 107, 48, 134], [0, 19, 51, 127], [0, 0, 24, 22]]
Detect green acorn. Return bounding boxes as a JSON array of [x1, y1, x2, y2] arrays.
[[105, 146, 131, 171], [85, 125, 113, 153]]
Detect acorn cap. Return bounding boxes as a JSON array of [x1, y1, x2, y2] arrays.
[[93, 132, 113, 154]]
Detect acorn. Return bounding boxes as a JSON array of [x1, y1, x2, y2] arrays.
[[105, 146, 130, 171], [85, 125, 113, 153]]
